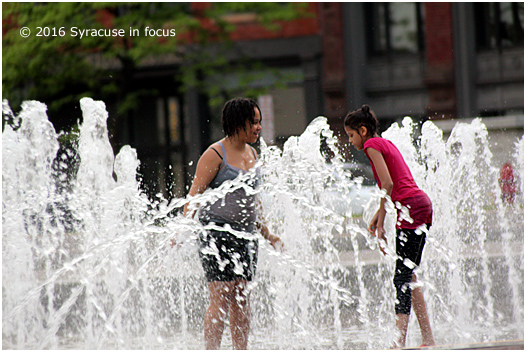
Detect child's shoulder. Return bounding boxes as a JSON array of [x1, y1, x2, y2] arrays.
[[364, 137, 400, 156], [364, 136, 387, 147]]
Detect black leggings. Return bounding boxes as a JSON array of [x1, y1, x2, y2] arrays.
[[393, 225, 428, 315]]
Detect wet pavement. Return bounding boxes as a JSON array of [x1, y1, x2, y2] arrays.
[[407, 339, 524, 350]]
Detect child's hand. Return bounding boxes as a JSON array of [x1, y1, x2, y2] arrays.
[[376, 230, 388, 256], [368, 222, 376, 236], [369, 215, 388, 255], [268, 234, 284, 252], [368, 211, 380, 236]]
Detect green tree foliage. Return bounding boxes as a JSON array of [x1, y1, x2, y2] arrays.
[[3, 2, 309, 125]]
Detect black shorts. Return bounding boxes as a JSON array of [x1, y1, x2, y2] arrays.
[[198, 223, 259, 282]]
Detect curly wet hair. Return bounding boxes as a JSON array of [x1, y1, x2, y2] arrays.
[[221, 97, 262, 137]]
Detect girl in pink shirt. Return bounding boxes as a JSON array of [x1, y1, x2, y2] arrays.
[[344, 105, 435, 348]]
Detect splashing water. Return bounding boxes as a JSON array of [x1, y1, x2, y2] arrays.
[[2, 99, 523, 349]]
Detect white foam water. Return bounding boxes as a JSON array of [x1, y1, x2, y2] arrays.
[[2, 98, 523, 349]]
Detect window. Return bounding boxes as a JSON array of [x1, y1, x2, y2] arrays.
[[475, 2, 524, 51], [365, 3, 425, 57]]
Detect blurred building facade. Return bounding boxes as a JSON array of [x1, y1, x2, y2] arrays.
[[109, 2, 523, 198]]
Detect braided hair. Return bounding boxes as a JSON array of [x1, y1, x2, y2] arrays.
[[343, 104, 379, 138], [222, 97, 262, 137]]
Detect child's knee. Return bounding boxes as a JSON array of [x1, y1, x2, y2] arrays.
[[393, 264, 414, 315]]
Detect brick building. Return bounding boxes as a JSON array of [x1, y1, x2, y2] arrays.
[[109, 2, 523, 198]]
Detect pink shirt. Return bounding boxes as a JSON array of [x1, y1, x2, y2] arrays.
[[364, 137, 432, 229]]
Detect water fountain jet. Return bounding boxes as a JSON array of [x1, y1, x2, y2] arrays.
[[3, 98, 523, 349]]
